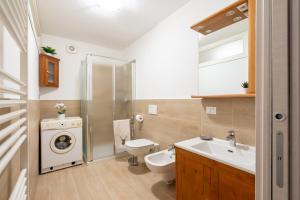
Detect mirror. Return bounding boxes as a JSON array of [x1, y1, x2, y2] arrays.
[[198, 20, 248, 96], [191, 0, 255, 98]]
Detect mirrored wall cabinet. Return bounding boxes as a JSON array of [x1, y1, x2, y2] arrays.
[[39, 54, 60, 87], [191, 0, 256, 99]]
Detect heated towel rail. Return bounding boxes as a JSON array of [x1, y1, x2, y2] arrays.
[[0, 69, 28, 200]]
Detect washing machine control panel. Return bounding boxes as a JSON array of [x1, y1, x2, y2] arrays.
[[41, 117, 82, 130]]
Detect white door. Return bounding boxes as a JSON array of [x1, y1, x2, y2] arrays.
[[257, 0, 300, 199], [271, 0, 289, 199]]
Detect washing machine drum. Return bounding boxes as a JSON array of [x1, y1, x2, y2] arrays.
[[50, 131, 76, 154]]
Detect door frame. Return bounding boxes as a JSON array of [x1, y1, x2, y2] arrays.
[[289, 0, 300, 199], [256, 0, 300, 199], [256, 0, 273, 198]]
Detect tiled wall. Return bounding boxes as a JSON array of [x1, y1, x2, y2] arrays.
[[38, 98, 255, 150], [40, 100, 81, 119], [134, 98, 255, 149], [28, 100, 40, 199], [200, 98, 255, 145]]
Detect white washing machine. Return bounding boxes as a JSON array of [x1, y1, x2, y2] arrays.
[[40, 117, 83, 174]]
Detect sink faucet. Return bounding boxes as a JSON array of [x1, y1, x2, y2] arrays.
[[226, 130, 236, 147]]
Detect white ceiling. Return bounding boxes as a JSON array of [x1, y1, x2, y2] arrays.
[[37, 0, 190, 50]]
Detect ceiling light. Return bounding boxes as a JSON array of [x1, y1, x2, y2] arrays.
[[97, 0, 122, 12], [233, 16, 242, 22], [237, 3, 248, 12], [196, 26, 205, 31], [225, 10, 235, 16]]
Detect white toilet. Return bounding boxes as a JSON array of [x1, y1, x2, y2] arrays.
[[144, 149, 176, 184], [125, 139, 159, 163]]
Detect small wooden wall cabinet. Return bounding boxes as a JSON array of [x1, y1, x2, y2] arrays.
[[176, 147, 255, 200], [39, 54, 60, 87]]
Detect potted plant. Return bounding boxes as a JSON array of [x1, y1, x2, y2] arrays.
[[54, 103, 66, 120], [42, 46, 57, 56], [241, 81, 249, 93]]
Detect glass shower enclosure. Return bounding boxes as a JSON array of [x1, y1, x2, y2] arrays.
[[81, 55, 135, 162]]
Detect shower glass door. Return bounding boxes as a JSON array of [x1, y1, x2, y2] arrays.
[[81, 56, 135, 162], [114, 61, 135, 121], [90, 62, 114, 160]]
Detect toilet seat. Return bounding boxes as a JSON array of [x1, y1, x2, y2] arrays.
[[125, 139, 154, 149]]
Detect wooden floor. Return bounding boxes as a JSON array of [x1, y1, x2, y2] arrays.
[[34, 156, 176, 200]]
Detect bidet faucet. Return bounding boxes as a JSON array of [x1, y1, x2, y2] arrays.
[[168, 144, 175, 151], [168, 144, 175, 155], [226, 130, 236, 147]]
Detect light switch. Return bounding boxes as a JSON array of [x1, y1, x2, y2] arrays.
[[148, 104, 158, 115], [206, 107, 217, 115]]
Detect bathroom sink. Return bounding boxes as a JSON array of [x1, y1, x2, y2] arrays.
[[191, 142, 254, 166], [175, 138, 255, 174]]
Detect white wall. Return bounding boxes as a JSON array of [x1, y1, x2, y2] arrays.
[[124, 0, 236, 99], [40, 34, 123, 100], [28, 20, 40, 100], [1, 25, 21, 99]]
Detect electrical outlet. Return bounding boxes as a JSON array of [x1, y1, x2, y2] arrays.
[[206, 107, 217, 115], [148, 104, 158, 115]]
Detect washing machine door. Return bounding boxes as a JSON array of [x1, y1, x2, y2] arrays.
[[50, 131, 76, 154]]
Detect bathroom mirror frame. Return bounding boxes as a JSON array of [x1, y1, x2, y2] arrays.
[[191, 0, 256, 98]]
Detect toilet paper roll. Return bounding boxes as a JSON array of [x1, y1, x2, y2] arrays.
[[135, 114, 144, 123]]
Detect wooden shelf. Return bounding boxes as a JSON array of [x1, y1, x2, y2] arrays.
[[191, 93, 255, 99], [191, 0, 248, 35]]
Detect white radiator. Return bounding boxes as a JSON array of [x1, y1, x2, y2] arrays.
[[0, 1, 29, 199], [0, 68, 28, 200], [9, 169, 27, 200]]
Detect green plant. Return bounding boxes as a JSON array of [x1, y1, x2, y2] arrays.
[[241, 81, 249, 88], [42, 46, 56, 55]]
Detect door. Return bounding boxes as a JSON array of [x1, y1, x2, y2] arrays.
[[256, 0, 290, 199], [114, 61, 135, 121], [50, 131, 76, 154], [176, 152, 205, 200], [90, 62, 115, 160], [45, 56, 59, 87], [271, 0, 289, 198], [218, 168, 255, 200]]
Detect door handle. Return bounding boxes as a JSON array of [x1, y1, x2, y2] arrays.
[[276, 131, 283, 188]]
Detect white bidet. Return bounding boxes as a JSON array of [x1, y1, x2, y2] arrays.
[[144, 149, 175, 184]]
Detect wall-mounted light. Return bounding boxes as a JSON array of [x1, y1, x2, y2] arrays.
[[196, 26, 205, 31], [233, 16, 242, 22], [96, 0, 122, 12], [225, 10, 235, 16]]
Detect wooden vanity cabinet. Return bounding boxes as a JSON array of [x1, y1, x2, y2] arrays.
[[39, 54, 60, 87], [176, 147, 255, 200]]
